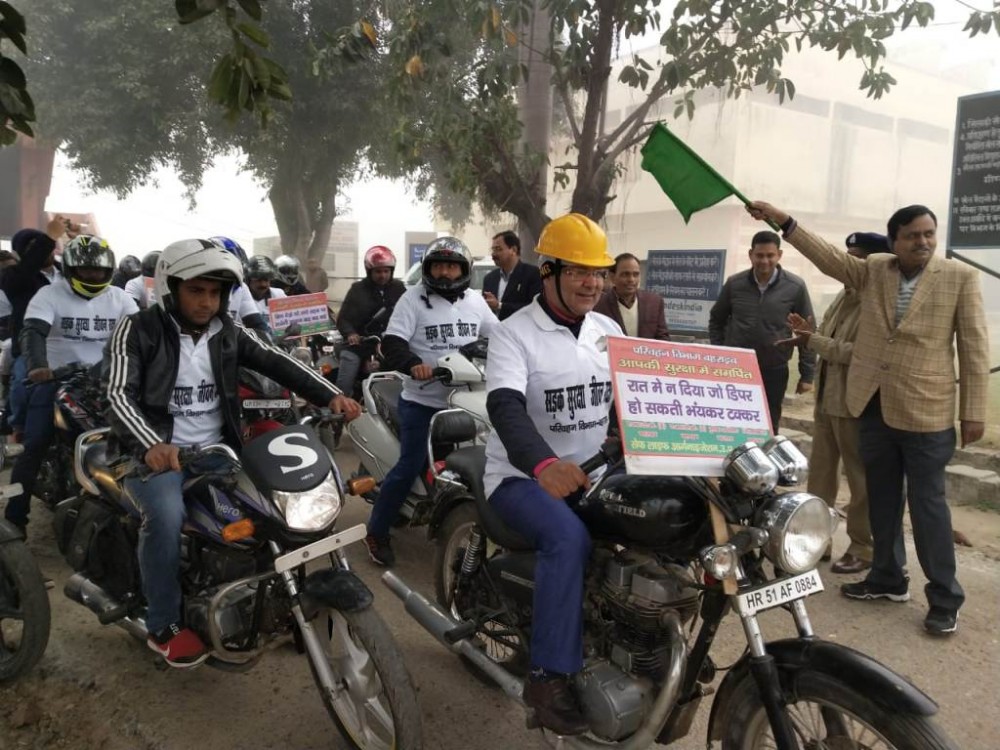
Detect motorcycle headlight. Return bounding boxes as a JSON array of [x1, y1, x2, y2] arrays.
[[758, 492, 837, 574], [272, 474, 342, 531]]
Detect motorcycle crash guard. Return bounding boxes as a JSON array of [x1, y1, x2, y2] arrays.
[[707, 637, 939, 742], [301, 567, 373, 615]]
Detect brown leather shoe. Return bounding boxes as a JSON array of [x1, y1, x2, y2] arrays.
[[831, 553, 872, 575], [523, 675, 589, 735]]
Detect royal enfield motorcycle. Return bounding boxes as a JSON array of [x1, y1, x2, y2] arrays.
[[383, 437, 957, 750], [59, 415, 422, 749], [0, 443, 50, 682], [346, 339, 490, 524]]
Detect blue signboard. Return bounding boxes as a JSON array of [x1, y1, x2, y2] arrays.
[[645, 249, 726, 333], [408, 243, 429, 267]]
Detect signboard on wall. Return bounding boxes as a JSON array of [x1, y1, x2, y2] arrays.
[[645, 249, 726, 334], [948, 90, 1000, 251]]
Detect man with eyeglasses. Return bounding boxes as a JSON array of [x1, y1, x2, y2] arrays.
[[484, 213, 620, 735], [709, 230, 815, 432]]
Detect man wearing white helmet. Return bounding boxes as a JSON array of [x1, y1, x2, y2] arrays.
[[273, 254, 310, 296], [105, 239, 361, 667], [484, 213, 621, 735]]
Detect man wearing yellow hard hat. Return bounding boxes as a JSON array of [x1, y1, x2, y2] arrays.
[[483, 213, 620, 734]]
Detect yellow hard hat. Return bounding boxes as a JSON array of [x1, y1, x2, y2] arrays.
[[536, 213, 615, 268]]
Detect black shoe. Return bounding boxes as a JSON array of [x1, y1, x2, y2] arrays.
[[363, 534, 395, 567], [924, 606, 959, 636], [841, 577, 910, 602], [523, 675, 589, 736]]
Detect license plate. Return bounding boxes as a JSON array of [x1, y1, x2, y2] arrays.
[[736, 569, 824, 616], [322, 346, 335, 354], [243, 399, 291, 409], [273, 523, 368, 573]]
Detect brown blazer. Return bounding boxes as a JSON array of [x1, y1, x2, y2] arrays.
[[808, 288, 861, 420], [593, 289, 670, 341], [788, 225, 989, 432]]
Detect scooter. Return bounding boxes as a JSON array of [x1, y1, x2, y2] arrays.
[[345, 340, 490, 526]]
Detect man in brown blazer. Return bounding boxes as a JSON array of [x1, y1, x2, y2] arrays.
[[786, 232, 889, 575], [593, 253, 670, 340], [750, 201, 989, 637]]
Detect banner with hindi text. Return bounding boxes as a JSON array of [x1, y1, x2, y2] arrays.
[[608, 336, 772, 476]]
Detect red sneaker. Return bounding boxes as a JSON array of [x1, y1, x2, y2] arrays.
[[147, 624, 210, 668]]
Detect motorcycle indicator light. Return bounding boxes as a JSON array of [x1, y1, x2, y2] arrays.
[[699, 543, 738, 580], [320, 362, 334, 376], [222, 518, 255, 542], [347, 475, 377, 496]]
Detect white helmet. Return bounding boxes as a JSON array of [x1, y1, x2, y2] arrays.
[[154, 239, 244, 315]]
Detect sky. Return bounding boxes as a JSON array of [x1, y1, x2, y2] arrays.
[[45, 151, 436, 275]]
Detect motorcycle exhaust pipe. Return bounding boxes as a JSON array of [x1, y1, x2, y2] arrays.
[[382, 571, 525, 702], [64, 573, 127, 625]]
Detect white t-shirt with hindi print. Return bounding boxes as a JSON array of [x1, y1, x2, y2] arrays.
[[168, 317, 225, 448], [483, 302, 620, 498], [25, 280, 139, 369], [385, 284, 498, 409]]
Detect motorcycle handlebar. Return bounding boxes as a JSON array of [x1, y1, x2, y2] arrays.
[[578, 439, 623, 475], [298, 409, 346, 427]]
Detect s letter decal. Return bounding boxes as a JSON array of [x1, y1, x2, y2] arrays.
[[268, 433, 320, 475]]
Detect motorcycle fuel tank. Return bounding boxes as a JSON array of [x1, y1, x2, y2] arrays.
[[575, 474, 711, 559]]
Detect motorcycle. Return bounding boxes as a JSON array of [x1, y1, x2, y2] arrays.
[[59, 414, 422, 749], [345, 339, 490, 524], [382, 437, 958, 750], [33, 362, 106, 508], [0, 443, 51, 682]]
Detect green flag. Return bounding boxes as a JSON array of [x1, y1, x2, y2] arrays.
[[640, 123, 746, 223]]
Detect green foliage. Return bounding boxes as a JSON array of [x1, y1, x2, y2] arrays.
[[358, 0, 998, 233], [0, 1, 33, 145]]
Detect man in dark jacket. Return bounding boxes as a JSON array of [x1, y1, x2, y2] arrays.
[[593, 253, 670, 340], [482, 231, 543, 320], [709, 230, 815, 431], [105, 238, 360, 667], [2, 215, 77, 435], [336, 245, 405, 394]]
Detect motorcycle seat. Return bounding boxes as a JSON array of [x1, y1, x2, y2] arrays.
[[443, 446, 533, 552], [370, 378, 403, 436]]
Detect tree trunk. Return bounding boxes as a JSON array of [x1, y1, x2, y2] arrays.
[[516, 0, 553, 263]]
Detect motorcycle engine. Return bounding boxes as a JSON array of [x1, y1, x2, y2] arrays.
[[599, 554, 698, 683], [574, 659, 653, 741], [186, 583, 257, 647]]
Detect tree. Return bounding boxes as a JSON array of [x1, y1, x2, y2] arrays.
[[0, 2, 34, 145], [369, 0, 1000, 242], [23, 0, 380, 260]]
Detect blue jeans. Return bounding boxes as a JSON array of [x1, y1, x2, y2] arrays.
[[490, 478, 591, 675], [6, 355, 29, 432], [366, 397, 439, 538], [336, 349, 362, 394], [3, 377, 57, 528], [125, 454, 233, 635]]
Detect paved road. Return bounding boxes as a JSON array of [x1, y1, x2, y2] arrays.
[[2, 445, 998, 749]]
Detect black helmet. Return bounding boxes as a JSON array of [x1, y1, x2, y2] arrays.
[[117, 254, 142, 279], [62, 235, 115, 299], [421, 237, 472, 300], [141, 250, 161, 278], [274, 254, 301, 286], [245, 255, 278, 281]]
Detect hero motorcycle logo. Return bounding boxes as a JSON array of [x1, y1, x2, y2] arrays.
[[267, 433, 320, 475]]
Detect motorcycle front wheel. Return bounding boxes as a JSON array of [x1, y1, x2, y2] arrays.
[[306, 606, 422, 750], [721, 669, 959, 750], [0, 537, 51, 682]]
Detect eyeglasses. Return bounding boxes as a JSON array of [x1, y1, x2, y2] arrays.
[[561, 266, 609, 281]]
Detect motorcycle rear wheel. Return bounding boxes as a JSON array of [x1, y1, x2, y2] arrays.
[[721, 669, 959, 750], [307, 606, 422, 750], [0, 538, 51, 682], [433, 502, 529, 685]]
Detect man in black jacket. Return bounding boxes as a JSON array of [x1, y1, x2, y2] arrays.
[[482, 230, 543, 320], [105, 238, 360, 667], [709, 230, 815, 431], [2, 214, 76, 436], [335, 245, 405, 395]]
